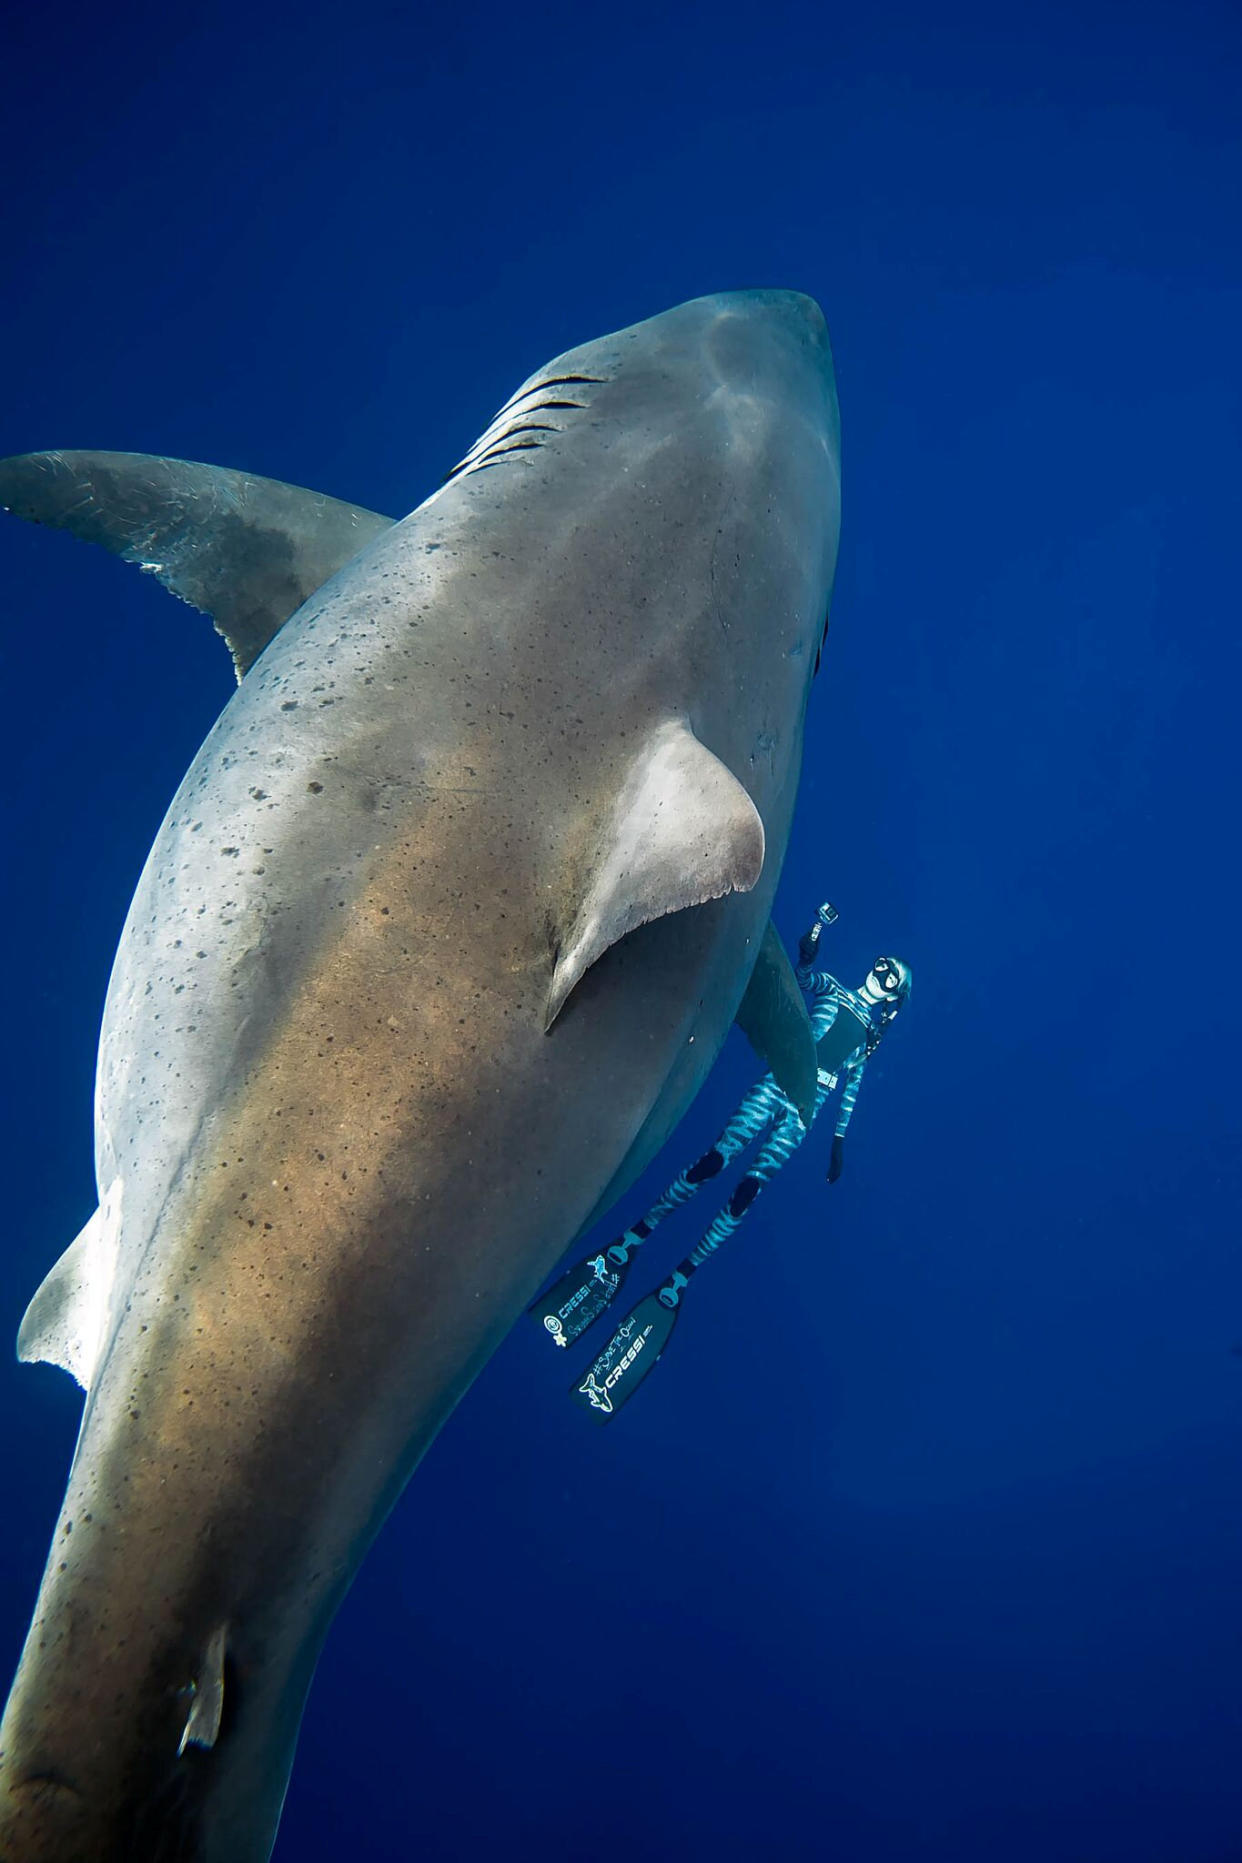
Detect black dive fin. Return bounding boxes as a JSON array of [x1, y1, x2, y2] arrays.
[[570, 1288, 682, 1422], [735, 919, 818, 1126], [527, 1243, 633, 1348], [0, 450, 394, 679]]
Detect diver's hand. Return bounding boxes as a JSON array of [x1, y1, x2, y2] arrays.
[[799, 902, 839, 968], [827, 1135, 845, 1183]]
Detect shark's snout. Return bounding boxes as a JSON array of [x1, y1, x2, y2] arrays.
[[737, 287, 827, 338], [682, 289, 835, 414], [698, 287, 830, 352]]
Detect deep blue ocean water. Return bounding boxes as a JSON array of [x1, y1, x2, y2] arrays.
[[2, 3, 1240, 1858]]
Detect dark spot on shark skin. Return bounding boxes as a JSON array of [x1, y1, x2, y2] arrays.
[[307, 782, 323, 794]]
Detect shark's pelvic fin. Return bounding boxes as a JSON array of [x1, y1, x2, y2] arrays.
[[0, 450, 394, 679], [178, 1625, 230, 1756], [17, 1180, 123, 1391], [735, 919, 818, 1127], [547, 718, 765, 1029]]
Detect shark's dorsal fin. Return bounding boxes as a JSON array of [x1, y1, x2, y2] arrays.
[[548, 718, 765, 1028], [0, 450, 394, 679], [17, 1180, 123, 1392], [735, 920, 818, 1126]]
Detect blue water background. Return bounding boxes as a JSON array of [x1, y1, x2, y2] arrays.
[[2, 4, 1240, 1858]]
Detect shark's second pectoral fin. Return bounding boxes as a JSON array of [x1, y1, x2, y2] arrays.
[[17, 1180, 123, 1391], [547, 718, 765, 1028], [0, 450, 395, 679], [735, 920, 818, 1126]]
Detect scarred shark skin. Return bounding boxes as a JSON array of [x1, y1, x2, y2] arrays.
[[0, 290, 840, 1861]]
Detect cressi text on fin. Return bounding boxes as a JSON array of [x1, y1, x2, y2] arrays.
[[570, 1288, 681, 1421], [527, 1242, 634, 1348]]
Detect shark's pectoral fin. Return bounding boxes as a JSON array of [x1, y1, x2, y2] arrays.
[[17, 1180, 123, 1391], [735, 920, 818, 1127], [0, 450, 394, 679], [547, 718, 765, 1028]]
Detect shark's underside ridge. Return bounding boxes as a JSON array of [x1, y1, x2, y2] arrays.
[[0, 289, 841, 1861]]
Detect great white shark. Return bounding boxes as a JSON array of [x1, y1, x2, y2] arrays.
[[0, 288, 840, 1861]]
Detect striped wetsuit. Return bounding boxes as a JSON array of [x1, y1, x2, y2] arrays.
[[610, 910, 875, 1277]]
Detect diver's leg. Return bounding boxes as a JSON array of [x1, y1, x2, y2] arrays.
[[616, 1076, 785, 1252], [683, 1107, 810, 1273], [530, 1077, 784, 1347], [569, 1091, 825, 1416]]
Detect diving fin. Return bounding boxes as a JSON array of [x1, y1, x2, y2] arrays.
[[570, 1282, 684, 1422], [527, 1241, 634, 1348]]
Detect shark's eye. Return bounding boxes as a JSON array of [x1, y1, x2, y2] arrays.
[[813, 608, 830, 676]]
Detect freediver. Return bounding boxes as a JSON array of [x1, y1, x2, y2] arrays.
[[528, 904, 912, 1417]]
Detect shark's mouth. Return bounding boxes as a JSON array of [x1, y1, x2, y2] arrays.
[[442, 374, 608, 484]]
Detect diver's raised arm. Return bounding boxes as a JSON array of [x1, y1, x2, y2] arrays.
[[796, 901, 839, 986]]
